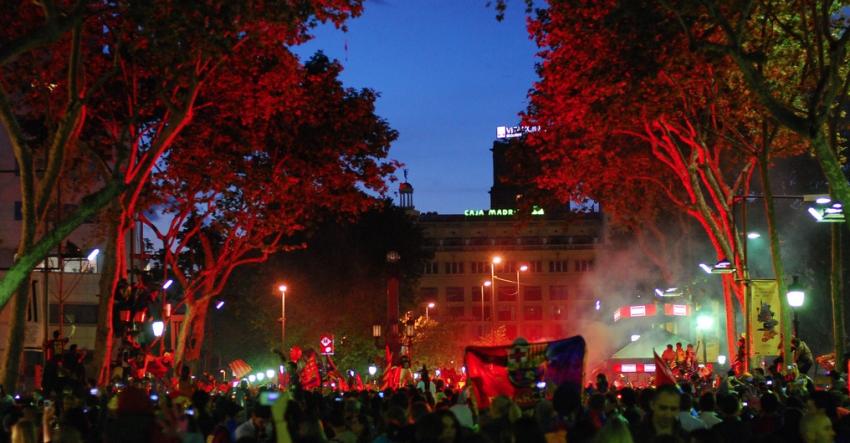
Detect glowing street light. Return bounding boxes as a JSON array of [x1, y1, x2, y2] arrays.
[[696, 315, 714, 331], [717, 355, 727, 365], [426, 302, 436, 320], [152, 321, 165, 337], [278, 284, 288, 350], [787, 276, 805, 337], [480, 280, 491, 322], [368, 365, 377, 376], [747, 232, 761, 239], [630, 334, 640, 342], [86, 249, 100, 262], [490, 256, 502, 332], [265, 369, 275, 380], [256, 372, 266, 382]]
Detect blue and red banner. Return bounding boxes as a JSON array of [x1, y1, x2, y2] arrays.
[[464, 336, 585, 408]]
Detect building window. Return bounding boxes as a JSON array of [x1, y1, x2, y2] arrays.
[[470, 261, 487, 274], [523, 325, 543, 340], [552, 305, 567, 320], [550, 285, 569, 300], [549, 324, 564, 338], [530, 261, 543, 273], [444, 262, 465, 274], [424, 262, 439, 274], [523, 305, 543, 321], [575, 259, 594, 272], [497, 305, 514, 321], [472, 287, 491, 302], [505, 261, 517, 273], [472, 305, 491, 321], [448, 306, 465, 319], [420, 287, 438, 300], [548, 260, 569, 272], [446, 287, 465, 302], [497, 286, 516, 302], [523, 286, 542, 301], [14, 201, 22, 221]]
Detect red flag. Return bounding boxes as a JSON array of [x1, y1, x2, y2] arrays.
[[654, 349, 677, 387], [465, 336, 585, 409], [301, 353, 321, 390]]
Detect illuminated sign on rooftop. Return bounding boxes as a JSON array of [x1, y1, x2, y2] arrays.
[[496, 125, 541, 139], [464, 207, 545, 217]]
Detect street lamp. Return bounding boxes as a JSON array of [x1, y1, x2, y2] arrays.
[[696, 314, 714, 364], [516, 264, 528, 297], [152, 321, 165, 337], [490, 256, 502, 332], [426, 302, 435, 320], [480, 280, 491, 322], [278, 284, 287, 350], [786, 276, 805, 337]]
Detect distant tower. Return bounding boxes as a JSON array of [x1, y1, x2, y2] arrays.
[[399, 169, 414, 210]]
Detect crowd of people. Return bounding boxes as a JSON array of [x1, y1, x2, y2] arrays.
[[1, 354, 850, 443]]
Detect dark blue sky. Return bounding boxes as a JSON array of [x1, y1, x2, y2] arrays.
[[294, 1, 538, 214]]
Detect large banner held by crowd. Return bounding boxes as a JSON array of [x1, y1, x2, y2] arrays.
[[464, 336, 585, 408], [750, 279, 783, 358]]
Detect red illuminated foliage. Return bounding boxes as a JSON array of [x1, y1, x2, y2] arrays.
[[522, 1, 804, 353], [0, 0, 368, 387], [140, 51, 397, 368]]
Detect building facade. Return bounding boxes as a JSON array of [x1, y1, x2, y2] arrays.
[[415, 211, 603, 343], [406, 126, 605, 344]]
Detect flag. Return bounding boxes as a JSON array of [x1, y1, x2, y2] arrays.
[[653, 349, 677, 387], [301, 352, 321, 390], [228, 359, 252, 379], [464, 336, 585, 408]]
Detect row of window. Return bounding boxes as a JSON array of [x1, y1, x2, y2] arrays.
[[421, 285, 576, 302], [423, 259, 593, 275], [431, 304, 571, 321], [427, 236, 598, 247], [470, 324, 563, 341]]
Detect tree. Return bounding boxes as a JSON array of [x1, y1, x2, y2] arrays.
[[0, 0, 366, 388], [117, 51, 398, 378], [521, 0, 805, 355]]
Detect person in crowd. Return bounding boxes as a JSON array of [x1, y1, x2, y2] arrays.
[[697, 392, 722, 429], [792, 338, 814, 376], [677, 392, 706, 433], [799, 412, 835, 443], [662, 345, 676, 369], [632, 384, 687, 440], [592, 414, 633, 443], [712, 393, 753, 443], [234, 405, 273, 443]]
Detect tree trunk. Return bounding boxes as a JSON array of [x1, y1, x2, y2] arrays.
[[174, 302, 192, 367], [2, 284, 32, 391], [183, 297, 212, 363], [93, 201, 122, 385], [722, 276, 738, 361], [758, 156, 792, 364], [832, 223, 845, 360]]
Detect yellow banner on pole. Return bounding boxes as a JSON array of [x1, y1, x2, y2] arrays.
[[750, 280, 782, 357]]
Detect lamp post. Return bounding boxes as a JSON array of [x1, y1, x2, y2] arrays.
[[480, 280, 491, 322], [426, 302, 435, 320], [786, 276, 805, 338], [278, 284, 287, 350], [491, 256, 501, 333], [516, 264, 528, 297]]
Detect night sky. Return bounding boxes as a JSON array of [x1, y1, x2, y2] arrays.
[[294, 1, 538, 214]]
